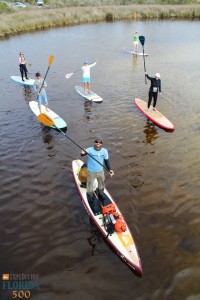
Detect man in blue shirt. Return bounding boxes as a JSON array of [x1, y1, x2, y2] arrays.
[[81, 136, 114, 199]]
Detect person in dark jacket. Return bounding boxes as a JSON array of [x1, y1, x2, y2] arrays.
[[145, 72, 161, 111], [19, 52, 29, 81]]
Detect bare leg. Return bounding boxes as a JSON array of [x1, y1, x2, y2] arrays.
[[39, 105, 42, 114], [87, 82, 91, 93], [45, 105, 49, 112], [83, 82, 87, 94]]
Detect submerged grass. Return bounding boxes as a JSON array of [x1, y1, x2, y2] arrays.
[[0, 4, 200, 38]]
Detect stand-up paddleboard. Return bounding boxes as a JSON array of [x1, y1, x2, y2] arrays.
[[29, 101, 67, 129], [10, 76, 35, 86], [124, 48, 148, 56], [75, 86, 103, 102], [134, 98, 175, 131], [72, 159, 143, 275]]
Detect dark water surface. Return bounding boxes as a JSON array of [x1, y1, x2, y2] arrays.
[[0, 20, 200, 300]]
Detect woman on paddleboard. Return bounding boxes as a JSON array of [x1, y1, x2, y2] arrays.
[[19, 52, 28, 81], [133, 31, 139, 52], [81, 59, 98, 94], [33, 72, 49, 114], [145, 72, 161, 112], [81, 136, 114, 203]]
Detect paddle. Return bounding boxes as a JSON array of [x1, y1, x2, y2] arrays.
[[37, 113, 110, 173], [65, 69, 80, 79], [139, 36, 147, 84], [37, 55, 54, 96]]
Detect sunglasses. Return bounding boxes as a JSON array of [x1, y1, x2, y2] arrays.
[[95, 140, 102, 144]]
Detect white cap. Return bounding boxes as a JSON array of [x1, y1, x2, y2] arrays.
[[155, 73, 160, 79]]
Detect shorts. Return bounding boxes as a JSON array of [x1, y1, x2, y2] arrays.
[[133, 41, 139, 46], [82, 77, 90, 83], [37, 93, 48, 106]]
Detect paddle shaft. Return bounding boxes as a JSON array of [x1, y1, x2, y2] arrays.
[[37, 56, 54, 97], [142, 48, 147, 84], [37, 66, 50, 97], [139, 36, 147, 84], [55, 127, 110, 173]]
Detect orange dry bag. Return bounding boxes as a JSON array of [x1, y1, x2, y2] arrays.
[[102, 203, 116, 215], [114, 216, 127, 233]]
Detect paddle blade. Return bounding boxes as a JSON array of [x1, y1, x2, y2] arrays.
[[139, 36, 145, 47], [37, 113, 55, 127], [65, 73, 74, 79], [48, 55, 54, 66]]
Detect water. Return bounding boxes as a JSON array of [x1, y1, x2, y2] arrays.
[[0, 20, 200, 300]]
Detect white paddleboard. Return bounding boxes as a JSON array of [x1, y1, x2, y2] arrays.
[[72, 159, 143, 275], [124, 48, 148, 56], [29, 101, 67, 129], [10, 76, 35, 86], [75, 86, 103, 102]]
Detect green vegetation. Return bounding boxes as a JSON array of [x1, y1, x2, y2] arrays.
[[0, 3, 200, 38], [19, 0, 200, 5]]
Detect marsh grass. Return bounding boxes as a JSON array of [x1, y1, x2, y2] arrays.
[[0, 5, 200, 38]]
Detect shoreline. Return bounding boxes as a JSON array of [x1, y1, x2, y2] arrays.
[[0, 4, 200, 38]]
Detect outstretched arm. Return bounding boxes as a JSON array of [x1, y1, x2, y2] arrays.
[[104, 159, 114, 177], [89, 59, 98, 68]]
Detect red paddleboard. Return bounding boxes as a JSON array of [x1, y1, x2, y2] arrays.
[[134, 98, 175, 131]]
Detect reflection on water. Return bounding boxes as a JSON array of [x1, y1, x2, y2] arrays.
[[0, 20, 200, 300], [143, 119, 158, 145], [22, 86, 33, 105]]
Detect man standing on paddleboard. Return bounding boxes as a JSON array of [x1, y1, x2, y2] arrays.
[[33, 72, 49, 114], [145, 72, 161, 112], [81, 136, 114, 202], [81, 59, 98, 94]]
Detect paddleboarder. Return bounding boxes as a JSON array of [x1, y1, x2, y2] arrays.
[[18, 52, 29, 81], [145, 72, 161, 111], [33, 72, 49, 114], [81, 136, 114, 201], [133, 31, 139, 52], [81, 59, 98, 94]]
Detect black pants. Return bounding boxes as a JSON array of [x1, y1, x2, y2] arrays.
[[19, 64, 28, 80], [148, 91, 158, 109]]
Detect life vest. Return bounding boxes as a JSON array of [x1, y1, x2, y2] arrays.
[[114, 216, 127, 233]]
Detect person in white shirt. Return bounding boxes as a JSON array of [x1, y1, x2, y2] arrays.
[[81, 59, 98, 94]]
